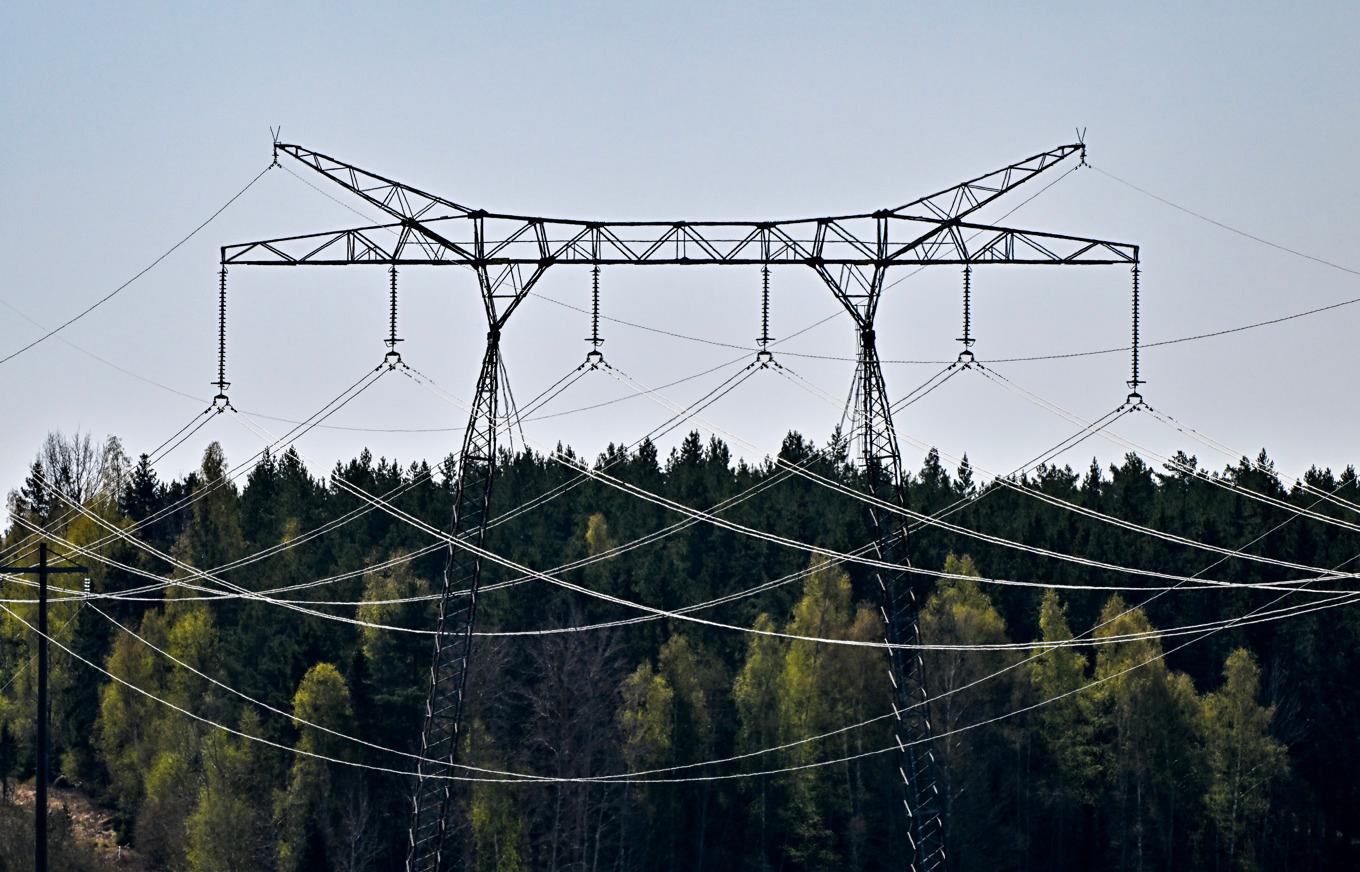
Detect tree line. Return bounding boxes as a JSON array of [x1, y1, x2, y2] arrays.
[[1, 428, 1358, 870]]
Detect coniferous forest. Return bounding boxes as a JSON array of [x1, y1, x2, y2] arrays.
[[2, 429, 1359, 871]]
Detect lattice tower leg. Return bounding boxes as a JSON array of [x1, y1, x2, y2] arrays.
[[858, 327, 948, 872], [408, 332, 501, 872]]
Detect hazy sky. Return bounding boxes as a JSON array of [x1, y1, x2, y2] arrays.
[[2, 1, 1358, 509]]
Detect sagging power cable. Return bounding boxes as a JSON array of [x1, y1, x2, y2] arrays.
[[0, 163, 273, 368]]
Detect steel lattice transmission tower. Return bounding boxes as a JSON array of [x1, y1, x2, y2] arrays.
[[221, 139, 1138, 872]]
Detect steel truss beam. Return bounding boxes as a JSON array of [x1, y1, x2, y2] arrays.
[[222, 214, 1135, 270], [222, 139, 1139, 872]]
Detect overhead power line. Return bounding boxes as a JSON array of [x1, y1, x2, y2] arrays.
[[17, 458, 1358, 789], [7, 566, 1357, 787], [26, 137, 1357, 868], [13, 372, 1360, 789], [0, 164, 273, 367], [1092, 165, 1360, 278]]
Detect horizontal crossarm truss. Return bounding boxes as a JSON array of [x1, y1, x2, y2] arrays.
[[222, 215, 1137, 268]]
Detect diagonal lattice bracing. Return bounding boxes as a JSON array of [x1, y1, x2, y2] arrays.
[[275, 142, 473, 221], [222, 214, 1137, 271], [891, 143, 1084, 221], [407, 335, 500, 872], [858, 331, 948, 872]]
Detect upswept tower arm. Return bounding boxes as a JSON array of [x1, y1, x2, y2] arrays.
[[275, 142, 473, 221], [891, 142, 1084, 220], [247, 140, 1126, 329], [277, 139, 1082, 227]]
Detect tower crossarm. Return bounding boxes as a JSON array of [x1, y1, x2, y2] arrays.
[[222, 219, 474, 266], [884, 216, 1138, 265], [221, 215, 1136, 268]]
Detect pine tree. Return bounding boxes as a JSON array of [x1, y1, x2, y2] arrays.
[[119, 453, 160, 522], [13, 459, 52, 523]]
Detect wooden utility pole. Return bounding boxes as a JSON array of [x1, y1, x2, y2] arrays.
[[1, 541, 87, 872]]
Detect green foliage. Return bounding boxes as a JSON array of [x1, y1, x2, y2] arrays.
[[138, 749, 195, 868], [1202, 649, 1288, 871], [470, 785, 528, 872], [618, 662, 673, 771], [920, 554, 1021, 870], [96, 609, 171, 811], [174, 441, 245, 571], [277, 663, 357, 872], [763, 559, 880, 869], [468, 722, 529, 872], [1031, 589, 1101, 798], [584, 512, 615, 556], [356, 555, 432, 721], [1093, 596, 1207, 869], [291, 662, 354, 756], [658, 634, 722, 757], [733, 612, 785, 868], [4, 432, 1357, 869], [733, 613, 783, 754], [187, 711, 276, 872]]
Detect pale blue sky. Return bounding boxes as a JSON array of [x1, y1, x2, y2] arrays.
[[2, 1, 1358, 504]]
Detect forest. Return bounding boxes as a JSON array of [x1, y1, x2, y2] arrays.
[[1, 428, 1358, 871]]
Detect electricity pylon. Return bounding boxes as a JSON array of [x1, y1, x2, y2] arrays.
[[222, 139, 1138, 872]]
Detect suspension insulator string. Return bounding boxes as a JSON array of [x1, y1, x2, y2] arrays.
[[585, 265, 604, 367], [756, 265, 775, 367], [1126, 263, 1144, 405], [957, 265, 975, 365], [384, 265, 403, 368], [211, 267, 231, 411]]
